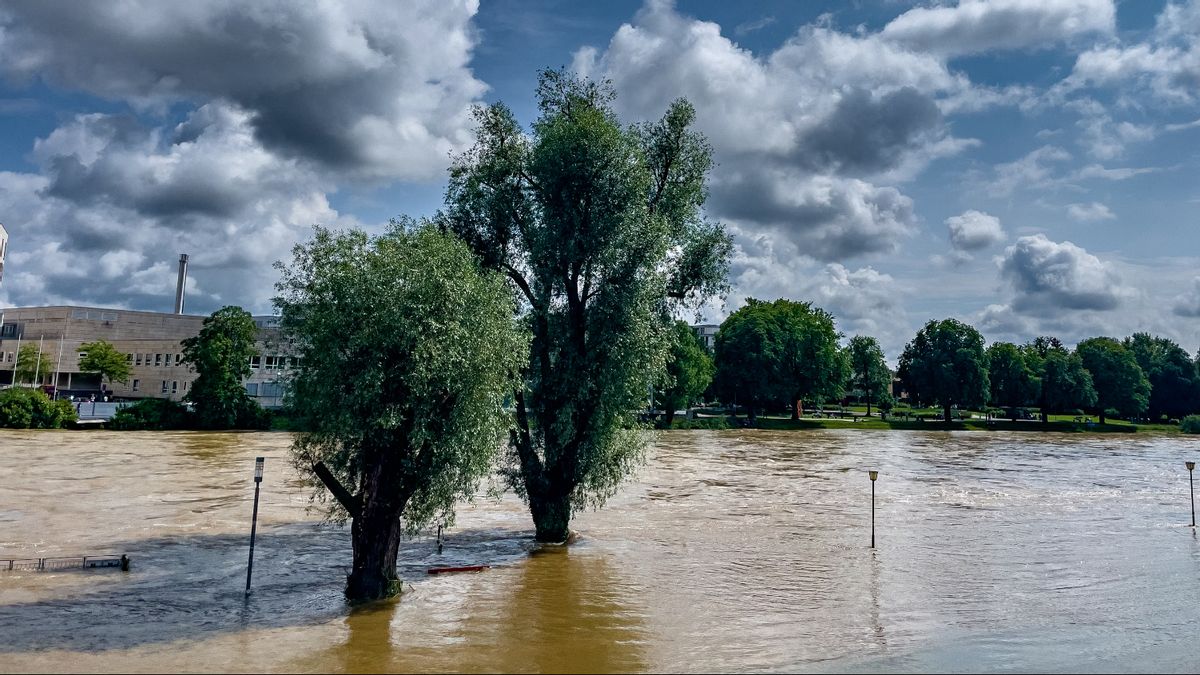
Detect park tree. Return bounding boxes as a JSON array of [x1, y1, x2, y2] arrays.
[[775, 300, 847, 419], [713, 300, 779, 421], [275, 223, 527, 601], [898, 318, 989, 422], [181, 306, 265, 429], [1075, 337, 1150, 424], [846, 335, 891, 417], [987, 342, 1036, 420], [1038, 349, 1097, 422], [1123, 333, 1199, 421], [440, 70, 731, 542], [77, 340, 131, 390], [656, 321, 714, 427], [15, 343, 52, 385]]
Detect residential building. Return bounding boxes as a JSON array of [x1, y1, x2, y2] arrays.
[[692, 323, 719, 351]]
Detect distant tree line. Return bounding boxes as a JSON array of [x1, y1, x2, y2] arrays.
[[685, 301, 1200, 426]]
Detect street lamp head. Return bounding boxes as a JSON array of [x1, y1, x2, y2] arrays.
[[1188, 461, 1196, 472], [868, 470, 879, 481], [254, 457, 264, 482]]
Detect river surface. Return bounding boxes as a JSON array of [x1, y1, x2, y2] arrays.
[[1, 429, 1198, 673]]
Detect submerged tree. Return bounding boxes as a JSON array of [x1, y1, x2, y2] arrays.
[[656, 321, 714, 427], [441, 70, 731, 542], [181, 306, 265, 429], [275, 223, 527, 601]]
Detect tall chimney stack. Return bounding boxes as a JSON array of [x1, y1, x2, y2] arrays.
[[174, 253, 189, 314]]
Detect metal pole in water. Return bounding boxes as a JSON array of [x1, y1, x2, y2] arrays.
[[1188, 461, 1196, 528], [245, 457, 264, 596], [869, 470, 879, 548]]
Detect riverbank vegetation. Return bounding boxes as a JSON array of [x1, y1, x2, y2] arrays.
[[0, 388, 76, 429]]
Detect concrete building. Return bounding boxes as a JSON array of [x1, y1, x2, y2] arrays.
[[692, 323, 719, 351], [0, 305, 291, 408]]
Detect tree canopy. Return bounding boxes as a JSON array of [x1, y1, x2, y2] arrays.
[[440, 69, 731, 542], [276, 222, 527, 600], [15, 343, 51, 385], [1075, 337, 1150, 423], [1123, 333, 1199, 421], [656, 321, 714, 427], [181, 306, 266, 429], [898, 318, 989, 422], [846, 335, 891, 417], [987, 341, 1036, 419], [77, 340, 131, 387]]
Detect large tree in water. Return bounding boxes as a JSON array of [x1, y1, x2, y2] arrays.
[[441, 70, 731, 542], [275, 223, 527, 601]]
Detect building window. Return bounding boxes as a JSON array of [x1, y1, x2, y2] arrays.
[[6, 352, 13, 363], [135, 353, 142, 366], [132, 379, 140, 392], [77, 351, 88, 360], [126, 353, 133, 363], [161, 380, 168, 393], [245, 383, 259, 396], [250, 355, 261, 369], [155, 354, 162, 367], [175, 354, 182, 366], [171, 381, 178, 394], [165, 353, 172, 367]]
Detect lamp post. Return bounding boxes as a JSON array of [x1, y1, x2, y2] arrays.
[[245, 457, 264, 596], [1187, 461, 1195, 528], [869, 470, 879, 548]]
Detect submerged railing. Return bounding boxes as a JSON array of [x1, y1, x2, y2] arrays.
[[2, 554, 128, 571]]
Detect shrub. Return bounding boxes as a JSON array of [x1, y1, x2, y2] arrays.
[[108, 399, 193, 430], [1181, 415, 1200, 434], [0, 388, 77, 429]]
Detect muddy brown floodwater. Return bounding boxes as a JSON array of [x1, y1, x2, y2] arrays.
[[1, 429, 1199, 673]]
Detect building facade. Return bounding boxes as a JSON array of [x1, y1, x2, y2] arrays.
[[692, 323, 719, 351], [0, 305, 291, 407]]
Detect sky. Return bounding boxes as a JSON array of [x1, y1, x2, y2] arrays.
[[1, 0, 1198, 360]]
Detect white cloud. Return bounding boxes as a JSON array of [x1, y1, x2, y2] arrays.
[[1066, 201, 1116, 222], [880, 0, 1115, 57], [998, 234, 1133, 315], [946, 210, 1005, 251], [987, 145, 1072, 196], [1174, 276, 1200, 317]]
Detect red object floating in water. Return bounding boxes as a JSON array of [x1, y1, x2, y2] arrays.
[[427, 564, 490, 575]]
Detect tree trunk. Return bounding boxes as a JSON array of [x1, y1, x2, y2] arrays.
[[866, 392, 872, 418], [1099, 410, 1106, 424], [943, 403, 952, 423], [345, 464, 408, 602], [791, 397, 800, 421], [1010, 407, 1018, 422], [530, 490, 572, 543], [663, 408, 676, 428], [1041, 409, 1048, 423]]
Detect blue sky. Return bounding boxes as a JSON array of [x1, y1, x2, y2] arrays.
[[1, 0, 1198, 358]]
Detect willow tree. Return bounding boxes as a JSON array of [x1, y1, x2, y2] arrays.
[[441, 70, 731, 542], [275, 223, 527, 600]]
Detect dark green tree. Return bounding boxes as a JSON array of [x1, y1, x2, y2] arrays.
[[440, 70, 731, 542], [846, 335, 891, 417], [1123, 333, 1199, 420], [15, 343, 51, 385], [275, 223, 527, 601], [1038, 349, 1097, 421], [713, 300, 779, 421], [898, 318, 989, 422], [656, 321, 714, 427], [986, 341, 1036, 420], [181, 306, 265, 429], [775, 300, 848, 419], [1075, 337, 1150, 424], [77, 340, 132, 390]]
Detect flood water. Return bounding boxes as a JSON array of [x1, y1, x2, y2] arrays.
[[1, 429, 1198, 673]]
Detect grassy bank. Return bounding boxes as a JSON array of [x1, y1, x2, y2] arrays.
[[666, 414, 1183, 434]]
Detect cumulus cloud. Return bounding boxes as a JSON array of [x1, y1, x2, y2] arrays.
[[0, 105, 359, 313], [946, 210, 1005, 251], [1174, 277, 1200, 317], [573, 1, 986, 264], [0, 0, 485, 179], [987, 145, 1072, 196], [1066, 201, 1115, 222], [1065, 0, 1200, 103], [998, 234, 1132, 315], [880, 0, 1115, 57]]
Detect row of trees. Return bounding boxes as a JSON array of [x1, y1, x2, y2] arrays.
[[665, 304, 1200, 426]]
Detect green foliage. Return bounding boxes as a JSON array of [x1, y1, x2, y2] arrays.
[[440, 69, 730, 541], [714, 299, 847, 418], [15, 344, 52, 385], [898, 318, 989, 421], [0, 388, 77, 428], [1180, 415, 1200, 434], [1076, 337, 1150, 422], [108, 399, 192, 430], [275, 222, 528, 532], [1123, 333, 1200, 420], [656, 321, 714, 425], [77, 340, 132, 385], [181, 306, 266, 429], [987, 342, 1037, 415], [846, 335, 891, 415], [1038, 349, 1097, 419]]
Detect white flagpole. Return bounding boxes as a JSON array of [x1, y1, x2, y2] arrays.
[[11, 333, 20, 386], [34, 334, 44, 386], [53, 329, 66, 399]]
